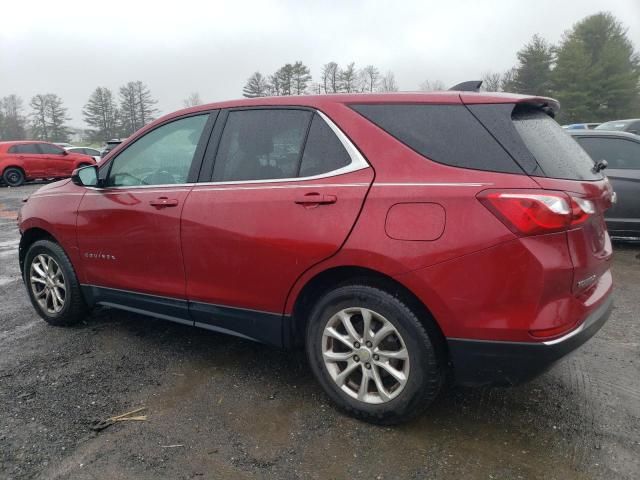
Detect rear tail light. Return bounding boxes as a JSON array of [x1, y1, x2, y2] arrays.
[[478, 190, 595, 236]]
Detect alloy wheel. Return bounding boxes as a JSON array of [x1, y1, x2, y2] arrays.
[[322, 307, 410, 404], [30, 254, 66, 314]]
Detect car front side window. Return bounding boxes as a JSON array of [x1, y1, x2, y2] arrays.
[[107, 114, 209, 187]]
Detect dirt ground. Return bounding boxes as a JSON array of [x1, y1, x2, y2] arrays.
[[1, 183, 639, 480]]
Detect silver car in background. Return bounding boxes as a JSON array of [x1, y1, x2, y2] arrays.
[[570, 130, 640, 241]]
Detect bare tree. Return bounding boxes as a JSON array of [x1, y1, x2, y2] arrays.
[[378, 71, 399, 92], [481, 72, 504, 92], [183, 92, 203, 107], [419, 80, 446, 91], [0, 94, 27, 140], [360, 65, 380, 92], [501, 67, 517, 92], [243, 72, 270, 98], [321, 62, 341, 93]]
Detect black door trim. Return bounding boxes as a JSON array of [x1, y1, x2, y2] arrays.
[[81, 285, 287, 347]]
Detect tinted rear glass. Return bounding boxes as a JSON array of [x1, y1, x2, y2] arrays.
[[351, 104, 522, 174], [513, 110, 602, 181], [299, 114, 351, 177]]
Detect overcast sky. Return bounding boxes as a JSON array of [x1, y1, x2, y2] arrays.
[[1, 0, 639, 129]]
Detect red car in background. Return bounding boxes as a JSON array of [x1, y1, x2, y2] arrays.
[[0, 141, 95, 186]]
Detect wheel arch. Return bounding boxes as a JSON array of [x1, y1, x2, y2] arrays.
[[19, 227, 59, 275], [289, 265, 448, 362], [2, 164, 26, 177]]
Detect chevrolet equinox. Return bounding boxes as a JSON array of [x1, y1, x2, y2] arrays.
[[18, 88, 614, 424]]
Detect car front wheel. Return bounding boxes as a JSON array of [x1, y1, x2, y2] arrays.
[[306, 284, 444, 424], [24, 240, 87, 326]]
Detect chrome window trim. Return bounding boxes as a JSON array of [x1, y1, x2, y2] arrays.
[[94, 109, 370, 190]]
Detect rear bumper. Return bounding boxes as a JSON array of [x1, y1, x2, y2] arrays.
[[448, 295, 613, 386]]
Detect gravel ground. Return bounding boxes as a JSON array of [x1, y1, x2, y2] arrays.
[[1, 183, 639, 480]]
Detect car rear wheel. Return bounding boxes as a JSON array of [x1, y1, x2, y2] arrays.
[[24, 240, 87, 326], [3, 167, 25, 187], [306, 285, 444, 424]]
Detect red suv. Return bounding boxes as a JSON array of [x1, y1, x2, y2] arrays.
[[1, 141, 95, 187], [18, 90, 614, 423]]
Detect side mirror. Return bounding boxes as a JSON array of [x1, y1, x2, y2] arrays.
[[62, 150, 69, 155], [71, 165, 99, 187]]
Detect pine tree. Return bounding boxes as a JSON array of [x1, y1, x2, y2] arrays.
[[119, 81, 158, 135], [512, 34, 554, 96], [83, 87, 119, 141], [242, 72, 270, 98], [552, 13, 640, 123], [340, 62, 359, 93], [291, 61, 312, 95], [30, 94, 50, 140], [29, 94, 70, 141], [46, 95, 71, 142]]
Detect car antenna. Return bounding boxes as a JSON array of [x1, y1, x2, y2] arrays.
[[448, 80, 483, 92]]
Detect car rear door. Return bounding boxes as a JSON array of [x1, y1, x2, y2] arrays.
[[181, 108, 373, 345], [76, 113, 214, 316], [576, 135, 640, 237], [9, 144, 46, 177]]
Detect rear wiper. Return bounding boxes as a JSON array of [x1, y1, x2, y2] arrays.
[[593, 159, 608, 173]]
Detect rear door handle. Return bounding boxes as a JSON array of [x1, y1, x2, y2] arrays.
[[294, 192, 337, 206], [149, 197, 179, 208]]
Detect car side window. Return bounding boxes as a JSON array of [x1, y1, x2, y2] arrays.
[[299, 114, 351, 177], [107, 114, 209, 187], [38, 144, 65, 155], [9, 144, 39, 154], [578, 137, 640, 170], [212, 109, 312, 182]]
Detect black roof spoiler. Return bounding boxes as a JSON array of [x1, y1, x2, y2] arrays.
[[448, 80, 483, 92]]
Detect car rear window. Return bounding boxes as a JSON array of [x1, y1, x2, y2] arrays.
[[512, 109, 602, 180], [351, 104, 523, 174], [9, 144, 40, 154]]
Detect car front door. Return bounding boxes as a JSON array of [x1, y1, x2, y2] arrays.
[[577, 135, 640, 236], [181, 108, 374, 345], [76, 113, 214, 316], [37, 143, 73, 177]]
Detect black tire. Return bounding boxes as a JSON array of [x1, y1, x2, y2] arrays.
[[3, 167, 25, 187], [24, 240, 88, 326], [306, 285, 444, 425]]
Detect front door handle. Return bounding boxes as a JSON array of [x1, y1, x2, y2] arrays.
[[149, 197, 179, 208], [294, 192, 337, 206]]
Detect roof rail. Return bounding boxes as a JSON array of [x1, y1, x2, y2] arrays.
[[448, 80, 483, 92]]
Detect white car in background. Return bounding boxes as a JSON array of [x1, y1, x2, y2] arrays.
[[64, 146, 102, 162]]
